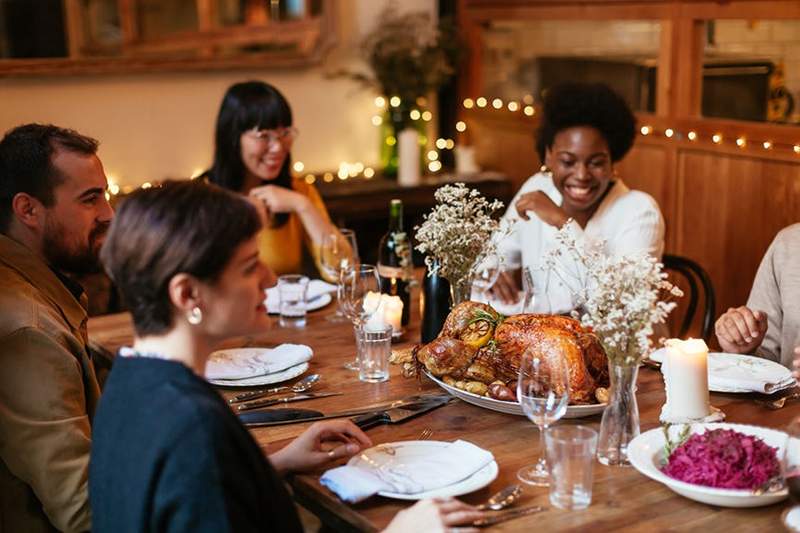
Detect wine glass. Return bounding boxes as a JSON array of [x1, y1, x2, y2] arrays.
[[470, 252, 501, 305], [339, 264, 381, 371], [517, 349, 570, 486], [320, 228, 359, 323]]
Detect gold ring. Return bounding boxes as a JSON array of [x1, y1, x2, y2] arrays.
[[327, 449, 336, 458]]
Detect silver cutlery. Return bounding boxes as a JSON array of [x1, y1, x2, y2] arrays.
[[378, 428, 434, 455], [229, 374, 320, 404], [477, 484, 523, 511], [472, 505, 545, 527], [757, 391, 800, 410], [236, 391, 342, 412]]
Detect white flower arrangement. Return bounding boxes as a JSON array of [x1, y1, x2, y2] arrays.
[[414, 183, 506, 285], [544, 223, 682, 366]]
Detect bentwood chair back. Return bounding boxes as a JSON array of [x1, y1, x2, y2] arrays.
[[663, 254, 716, 342]]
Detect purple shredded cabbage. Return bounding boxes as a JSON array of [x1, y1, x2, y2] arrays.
[[661, 429, 779, 490]]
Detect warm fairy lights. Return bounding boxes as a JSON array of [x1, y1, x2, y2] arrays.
[[363, 167, 375, 178], [455, 121, 467, 132], [507, 101, 519, 112], [323, 172, 334, 183], [795, 145, 800, 154], [763, 141, 773, 150], [664, 128, 674, 138], [640, 125, 652, 136], [463, 98, 474, 109], [389, 96, 401, 108], [305, 174, 315, 184], [712, 133, 723, 144], [428, 160, 442, 172], [435, 138, 447, 149], [476, 97, 487, 108], [687, 131, 698, 141], [427, 150, 439, 161], [371, 115, 382, 126], [736, 137, 746, 148], [374, 96, 386, 108], [292, 161, 304, 172], [523, 106, 535, 116], [491, 98, 503, 109], [409, 109, 421, 121], [422, 110, 433, 122]]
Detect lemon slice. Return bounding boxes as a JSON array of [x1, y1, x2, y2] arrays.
[[461, 320, 493, 349]]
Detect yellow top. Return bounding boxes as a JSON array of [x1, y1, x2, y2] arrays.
[[257, 177, 331, 276]]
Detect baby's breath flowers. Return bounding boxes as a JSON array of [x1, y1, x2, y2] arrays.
[[544, 223, 682, 366], [415, 183, 506, 288]]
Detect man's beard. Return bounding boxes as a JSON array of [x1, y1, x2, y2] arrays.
[[42, 218, 109, 275]]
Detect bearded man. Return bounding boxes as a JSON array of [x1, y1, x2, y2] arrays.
[[0, 124, 113, 532]]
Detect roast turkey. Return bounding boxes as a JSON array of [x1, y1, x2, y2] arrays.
[[413, 301, 609, 404]]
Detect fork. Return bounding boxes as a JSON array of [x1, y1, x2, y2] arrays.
[[378, 428, 434, 456]]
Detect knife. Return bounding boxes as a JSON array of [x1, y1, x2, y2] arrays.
[[239, 396, 454, 427], [472, 505, 546, 527], [351, 398, 452, 430], [236, 392, 342, 412]]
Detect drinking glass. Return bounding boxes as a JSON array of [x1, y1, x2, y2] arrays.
[[471, 252, 501, 304], [277, 274, 309, 328], [357, 323, 392, 383], [521, 266, 535, 312], [517, 349, 570, 486], [339, 264, 381, 371], [320, 228, 359, 323], [545, 425, 598, 509]]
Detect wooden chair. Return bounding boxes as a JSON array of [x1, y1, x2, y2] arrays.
[[663, 254, 716, 342]]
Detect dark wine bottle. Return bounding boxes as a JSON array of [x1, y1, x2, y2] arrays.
[[377, 199, 412, 327], [421, 260, 451, 343]]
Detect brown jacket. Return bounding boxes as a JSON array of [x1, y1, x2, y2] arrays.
[[0, 234, 100, 532]]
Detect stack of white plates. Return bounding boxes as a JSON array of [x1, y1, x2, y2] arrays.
[[205, 346, 312, 387]]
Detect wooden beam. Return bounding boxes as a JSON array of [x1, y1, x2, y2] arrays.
[[62, 0, 84, 58]]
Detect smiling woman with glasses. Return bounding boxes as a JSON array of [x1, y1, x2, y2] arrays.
[[204, 81, 343, 280]]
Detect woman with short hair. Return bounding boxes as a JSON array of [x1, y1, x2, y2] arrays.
[[491, 82, 665, 313], [90, 180, 482, 532]]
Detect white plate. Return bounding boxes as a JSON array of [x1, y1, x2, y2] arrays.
[[267, 292, 332, 315], [425, 372, 606, 419], [209, 362, 309, 387], [649, 349, 795, 394], [348, 440, 498, 500], [628, 422, 789, 508]]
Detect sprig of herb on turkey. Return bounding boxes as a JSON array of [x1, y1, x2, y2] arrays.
[[467, 308, 504, 328]]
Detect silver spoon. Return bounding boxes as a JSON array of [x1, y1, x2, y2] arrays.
[[229, 374, 321, 403], [477, 484, 523, 511]]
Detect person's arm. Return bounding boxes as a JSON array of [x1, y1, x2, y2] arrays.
[[746, 236, 783, 362], [297, 182, 341, 279], [0, 328, 93, 532]]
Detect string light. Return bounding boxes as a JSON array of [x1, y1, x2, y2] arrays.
[[422, 111, 432, 122], [427, 150, 439, 161], [141, 182, 152, 189], [523, 106, 534, 116], [795, 145, 800, 154], [445, 139, 455, 150], [389, 96, 401, 108], [409, 109, 421, 121], [476, 97, 487, 108], [304, 174, 316, 184], [665, 128, 674, 138], [712, 133, 722, 144], [363, 167, 375, 178], [293, 161, 304, 172], [374, 96, 386, 108], [763, 141, 773, 150], [523, 94, 534, 105], [428, 160, 442, 172], [371, 115, 382, 126], [354, 162, 364, 173], [687, 131, 698, 141], [463, 98, 474, 109], [455, 121, 467, 132], [492, 98, 503, 109], [640, 125, 652, 136], [435, 138, 447, 149], [507, 101, 519, 112], [386, 135, 396, 146], [108, 182, 120, 195], [736, 137, 746, 148], [323, 173, 334, 183]]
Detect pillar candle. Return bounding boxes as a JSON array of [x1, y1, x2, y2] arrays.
[[382, 295, 403, 333], [663, 338, 711, 420]]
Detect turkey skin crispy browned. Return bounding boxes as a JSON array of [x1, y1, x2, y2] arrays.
[[416, 302, 609, 404]]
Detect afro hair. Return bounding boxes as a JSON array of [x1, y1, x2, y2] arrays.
[[535, 82, 636, 163]]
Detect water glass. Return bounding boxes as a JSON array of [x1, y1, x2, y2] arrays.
[[357, 323, 392, 383], [278, 275, 309, 328], [545, 425, 598, 510]]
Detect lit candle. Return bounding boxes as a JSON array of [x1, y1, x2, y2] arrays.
[[363, 291, 386, 331], [661, 338, 711, 420], [382, 295, 403, 333]]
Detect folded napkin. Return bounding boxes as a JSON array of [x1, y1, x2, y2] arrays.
[[320, 440, 494, 503], [264, 279, 337, 314], [649, 349, 795, 394], [205, 344, 312, 381]]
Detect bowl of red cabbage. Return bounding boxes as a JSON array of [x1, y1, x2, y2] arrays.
[[628, 423, 792, 507]]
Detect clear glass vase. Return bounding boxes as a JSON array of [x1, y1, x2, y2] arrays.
[[449, 276, 472, 307], [596, 361, 640, 466]]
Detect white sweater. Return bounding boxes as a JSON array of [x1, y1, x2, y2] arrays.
[[496, 173, 665, 314]]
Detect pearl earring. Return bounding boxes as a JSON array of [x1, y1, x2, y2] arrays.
[[187, 306, 203, 325], [540, 164, 553, 177]]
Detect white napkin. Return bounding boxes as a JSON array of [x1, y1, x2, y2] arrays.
[[204, 344, 312, 381], [264, 279, 337, 314], [320, 440, 494, 503], [649, 349, 795, 394]]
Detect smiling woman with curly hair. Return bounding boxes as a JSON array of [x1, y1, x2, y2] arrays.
[[490, 82, 665, 313]]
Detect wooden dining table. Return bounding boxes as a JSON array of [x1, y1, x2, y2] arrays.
[[88, 286, 799, 532]]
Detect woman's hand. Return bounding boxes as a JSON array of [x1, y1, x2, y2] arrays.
[[489, 269, 520, 305], [515, 191, 569, 228], [714, 306, 768, 354], [249, 184, 310, 216], [269, 420, 372, 474], [383, 498, 484, 533]]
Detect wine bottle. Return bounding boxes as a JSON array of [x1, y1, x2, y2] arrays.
[[421, 261, 451, 343], [377, 199, 412, 327]]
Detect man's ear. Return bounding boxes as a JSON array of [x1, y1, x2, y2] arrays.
[[167, 273, 202, 316], [11, 193, 45, 231]]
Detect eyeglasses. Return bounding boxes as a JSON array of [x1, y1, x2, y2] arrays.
[[246, 127, 299, 145]]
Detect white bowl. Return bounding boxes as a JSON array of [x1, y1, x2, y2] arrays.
[[628, 422, 789, 508]]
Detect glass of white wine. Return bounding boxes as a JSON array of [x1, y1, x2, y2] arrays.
[[517, 348, 570, 486], [320, 228, 359, 323]]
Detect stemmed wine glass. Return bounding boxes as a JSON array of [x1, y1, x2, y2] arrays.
[[338, 264, 381, 371], [320, 228, 359, 323], [470, 252, 501, 305], [517, 349, 570, 486]]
